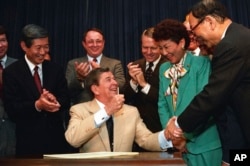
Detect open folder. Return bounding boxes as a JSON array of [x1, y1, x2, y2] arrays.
[[43, 152, 139, 159]]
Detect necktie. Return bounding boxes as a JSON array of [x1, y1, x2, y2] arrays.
[[165, 64, 186, 110], [106, 117, 113, 151], [145, 62, 154, 82], [0, 62, 3, 98], [33, 66, 42, 93], [93, 58, 97, 63]]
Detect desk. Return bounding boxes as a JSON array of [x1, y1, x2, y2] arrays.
[[0, 152, 186, 166]]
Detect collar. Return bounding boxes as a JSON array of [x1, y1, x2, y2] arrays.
[[87, 54, 103, 63], [25, 55, 42, 73], [221, 23, 231, 39], [95, 98, 105, 109], [0, 55, 7, 67], [146, 55, 162, 70]]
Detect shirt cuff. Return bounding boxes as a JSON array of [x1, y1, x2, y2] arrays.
[[158, 130, 173, 150], [175, 117, 180, 128], [94, 108, 110, 127], [130, 79, 138, 92], [141, 83, 150, 94], [34, 103, 41, 112]]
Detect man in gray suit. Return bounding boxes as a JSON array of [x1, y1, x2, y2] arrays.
[[66, 28, 125, 105], [0, 25, 17, 157]]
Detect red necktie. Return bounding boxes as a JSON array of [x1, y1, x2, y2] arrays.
[[34, 66, 42, 93]]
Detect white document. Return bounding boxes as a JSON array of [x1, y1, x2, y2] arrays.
[[43, 152, 139, 159]]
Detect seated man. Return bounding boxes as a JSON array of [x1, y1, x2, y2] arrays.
[[65, 67, 175, 152]]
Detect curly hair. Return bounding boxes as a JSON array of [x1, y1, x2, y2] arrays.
[[153, 19, 190, 50]]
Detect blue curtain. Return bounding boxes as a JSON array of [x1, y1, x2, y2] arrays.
[[0, 0, 249, 73]]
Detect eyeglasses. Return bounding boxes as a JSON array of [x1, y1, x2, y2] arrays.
[[190, 17, 205, 32]]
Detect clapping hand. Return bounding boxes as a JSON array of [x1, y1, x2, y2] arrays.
[[35, 89, 61, 112]]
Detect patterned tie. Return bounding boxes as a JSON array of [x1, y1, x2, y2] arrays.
[[145, 62, 154, 82], [165, 64, 186, 110], [106, 117, 113, 151], [33, 66, 42, 93]]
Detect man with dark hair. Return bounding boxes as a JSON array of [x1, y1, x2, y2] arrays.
[[3, 24, 71, 157], [0, 25, 17, 157], [65, 28, 125, 105], [65, 67, 173, 152], [166, 1, 250, 165]]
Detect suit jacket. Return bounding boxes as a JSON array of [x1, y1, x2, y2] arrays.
[[66, 55, 125, 104], [3, 58, 71, 156], [0, 56, 17, 118], [124, 56, 166, 132], [65, 99, 161, 152], [178, 23, 250, 146], [158, 53, 221, 154], [0, 56, 17, 157]]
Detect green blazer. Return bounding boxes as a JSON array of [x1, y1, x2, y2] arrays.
[[158, 52, 221, 154]]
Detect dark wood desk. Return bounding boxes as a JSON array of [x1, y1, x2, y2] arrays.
[[0, 152, 186, 166]]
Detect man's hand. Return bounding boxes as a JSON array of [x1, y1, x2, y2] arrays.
[[89, 60, 100, 69], [74, 61, 90, 81], [135, 71, 147, 88], [127, 62, 141, 84], [172, 136, 187, 153], [35, 89, 61, 112], [105, 94, 124, 116], [164, 116, 183, 140]]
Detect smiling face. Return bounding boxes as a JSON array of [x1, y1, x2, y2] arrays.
[[158, 39, 185, 64], [21, 37, 49, 65], [189, 13, 214, 49], [93, 71, 118, 102], [141, 35, 160, 62], [82, 30, 105, 58], [0, 34, 8, 59]]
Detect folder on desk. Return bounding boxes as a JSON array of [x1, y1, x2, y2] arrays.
[[43, 152, 139, 159]]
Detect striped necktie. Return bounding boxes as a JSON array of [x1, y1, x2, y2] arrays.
[[33, 66, 42, 93], [145, 62, 154, 82]]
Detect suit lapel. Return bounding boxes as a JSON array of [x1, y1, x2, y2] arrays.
[[111, 107, 125, 151], [19, 59, 41, 97], [162, 63, 176, 112], [176, 54, 191, 110], [90, 100, 110, 151]]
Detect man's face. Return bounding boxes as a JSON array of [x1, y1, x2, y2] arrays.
[[184, 21, 199, 51], [0, 34, 8, 59], [141, 35, 160, 62], [82, 31, 105, 57], [95, 71, 118, 100], [189, 13, 213, 49], [21, 37, 49, 65]]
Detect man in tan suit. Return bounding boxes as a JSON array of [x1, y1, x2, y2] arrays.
[[65, 68, 173, 152]]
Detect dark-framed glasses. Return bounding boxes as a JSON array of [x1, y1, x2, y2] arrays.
[[190, 17, 205, 32]]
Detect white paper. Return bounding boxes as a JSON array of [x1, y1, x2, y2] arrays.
[[43, 152, 139, 159]]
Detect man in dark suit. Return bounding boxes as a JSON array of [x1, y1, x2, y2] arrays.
[[0, 25, 17, 157], [165, 1, 250, 165], [3, 24, 71, 157], [65, 28, 125, 105], [124, 27, 166, 151]]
